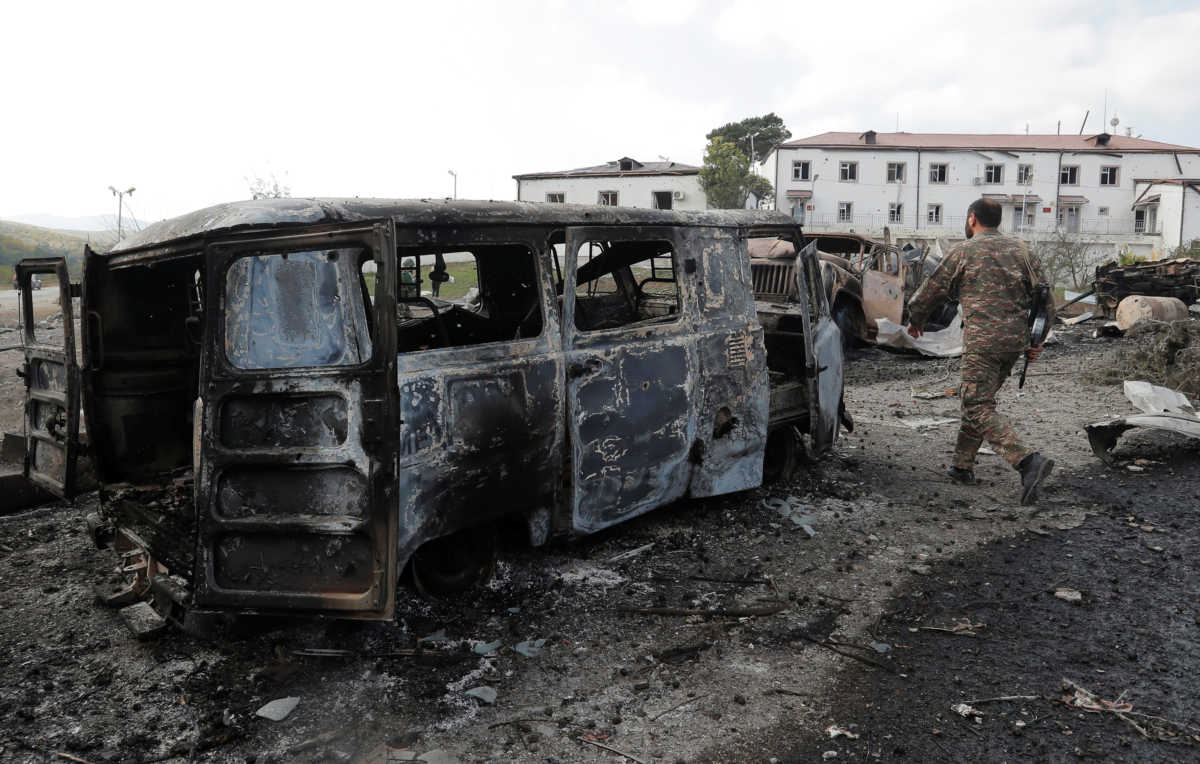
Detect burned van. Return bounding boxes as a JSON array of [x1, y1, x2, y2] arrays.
[[16, 199, 845, 628]]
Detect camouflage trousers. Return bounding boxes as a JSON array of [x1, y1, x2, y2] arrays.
[[954, 351, 1032, 470]]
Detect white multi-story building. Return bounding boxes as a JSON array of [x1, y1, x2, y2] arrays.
[[765, 131, 1200, 258], [514, 157, 706, 211]]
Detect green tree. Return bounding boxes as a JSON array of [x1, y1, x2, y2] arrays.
[[746, 174, 775, 209], [700, 138, 751, 209], [706, 113, 792, 164], [699, 138, 775, 209]]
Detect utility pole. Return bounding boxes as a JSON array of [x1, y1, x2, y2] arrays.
[[108, 185, 135, 239], [745, 131, 760, 175], [447, 170, 457, 200]]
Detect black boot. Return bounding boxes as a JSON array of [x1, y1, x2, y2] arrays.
[[1017, 452, 1054, 505], [946, 466, 977, 485]]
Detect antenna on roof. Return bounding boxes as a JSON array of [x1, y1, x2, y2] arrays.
[[1057, 120, 1061, 135], [1025, 123, 1029, 135], [1110, 114, 1120, 131], [1078, 110, 1089, 135]]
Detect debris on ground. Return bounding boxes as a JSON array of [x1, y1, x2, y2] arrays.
[[465, 686, 498, 705], [1089, 320, 1200, 396], [1086, 380, 1200, 463], [895, 416, 958, 431], [875, 310, 964, 357], [1095, 257, 1200, 317], [825, 724, 859, 739], [951, 702, 984, 722], [256, 696, 301, 722], [1054, 587, 1083, 603], [1114, 295, 1190, 331], [514, 639, 546, 658]]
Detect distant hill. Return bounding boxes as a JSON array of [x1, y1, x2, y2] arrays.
[[3, 213, 114, 231], [0, 220, 118, 283]]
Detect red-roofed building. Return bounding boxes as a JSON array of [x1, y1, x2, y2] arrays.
[[765, 130, 1200, 256]]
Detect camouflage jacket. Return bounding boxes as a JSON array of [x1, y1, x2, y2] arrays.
[[907, 229, 1054, 354]]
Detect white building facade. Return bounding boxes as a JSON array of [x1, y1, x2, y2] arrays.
[[765, 131, 1200, 258], [514, 157, 706, 211]]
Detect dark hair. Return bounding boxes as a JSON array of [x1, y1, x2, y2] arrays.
[[968, 197, 1002, 228]]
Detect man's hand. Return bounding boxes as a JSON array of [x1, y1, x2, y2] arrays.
[[1027, 344, 1043, 363], [906, 323, 924, 339]]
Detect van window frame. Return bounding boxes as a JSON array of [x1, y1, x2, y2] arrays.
[[208, 227, 387, 379]]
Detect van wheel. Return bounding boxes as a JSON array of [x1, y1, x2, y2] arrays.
[[762, 426, 799, 484], [411, 525, 497, 597]]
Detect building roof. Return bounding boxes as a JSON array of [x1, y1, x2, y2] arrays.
[[777, 131, 1200, 153], [513, 157, 700, 180], [109, 198, 790, 256]]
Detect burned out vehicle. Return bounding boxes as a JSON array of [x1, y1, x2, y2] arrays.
[[749, 231, 957, 345], [16, 199, 845, 629]]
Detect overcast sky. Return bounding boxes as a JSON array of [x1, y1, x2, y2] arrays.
[[4, 0, 1199, 225]]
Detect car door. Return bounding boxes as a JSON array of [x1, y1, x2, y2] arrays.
[[563, 226, 697, 534], [861, 248, 904, 325], [793, 241, 844, 451], [16, 258, 81, 498], [194, 223, 398, 618]]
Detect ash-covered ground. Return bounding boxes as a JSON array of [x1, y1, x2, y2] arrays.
[[1, 320, 1198, 763]]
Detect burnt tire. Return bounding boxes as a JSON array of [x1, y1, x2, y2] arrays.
[[762, 426, 800, 485], [831, 300, 861, 350], [410, 525, 497, 598]]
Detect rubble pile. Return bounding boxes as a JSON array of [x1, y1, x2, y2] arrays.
[[1090, 320, 1200, 396]]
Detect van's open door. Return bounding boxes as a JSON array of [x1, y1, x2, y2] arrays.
[[793, 242, 844, 452], [194, 223, 398, 619], [16, 258, 81, 498]]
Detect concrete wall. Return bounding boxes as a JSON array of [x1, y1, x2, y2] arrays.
[[516, 174, 706, 210]]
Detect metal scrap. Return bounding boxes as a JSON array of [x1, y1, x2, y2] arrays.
[[1086, 381, 1200, 463]]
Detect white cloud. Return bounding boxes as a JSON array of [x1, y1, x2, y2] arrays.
[[0, 0, 1196, 223]]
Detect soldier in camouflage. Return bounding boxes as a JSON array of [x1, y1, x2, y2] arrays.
[[906, 197, 1055, 505]]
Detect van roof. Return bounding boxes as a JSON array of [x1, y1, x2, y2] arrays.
[[110, 198, 796, 255]]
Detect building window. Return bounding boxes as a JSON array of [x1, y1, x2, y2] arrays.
[[598, 191, 618, 206], [792, 160, 810, 181], [1099, 206, 1110, 216], [1017, 164, 1033, 185], [929, 163, 948, 183], [888, 203, 903, 223], [837, 201, 853, 222], [984, 164, 1004, 184], [1100, 166, 1119, 186], [1134, 209, 1146, 233], [887, 162, 906, 183], [545, 192, 564, 203], [652, 191, 673, 210], [1060, 166, 1079, 185], [927, 204, 942, 224], [839, 161, 858, 182]]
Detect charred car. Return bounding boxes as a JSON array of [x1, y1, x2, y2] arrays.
[[16, 199, 846, 630], [749, 231, 957, 345]]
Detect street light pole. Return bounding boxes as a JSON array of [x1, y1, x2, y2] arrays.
[[447, 170, 457, 200], [108, 185, 135, 239]]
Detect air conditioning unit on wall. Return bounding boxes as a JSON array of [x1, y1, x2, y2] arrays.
[[972, 177, 982, 185], [672, 190, 686, 201]]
